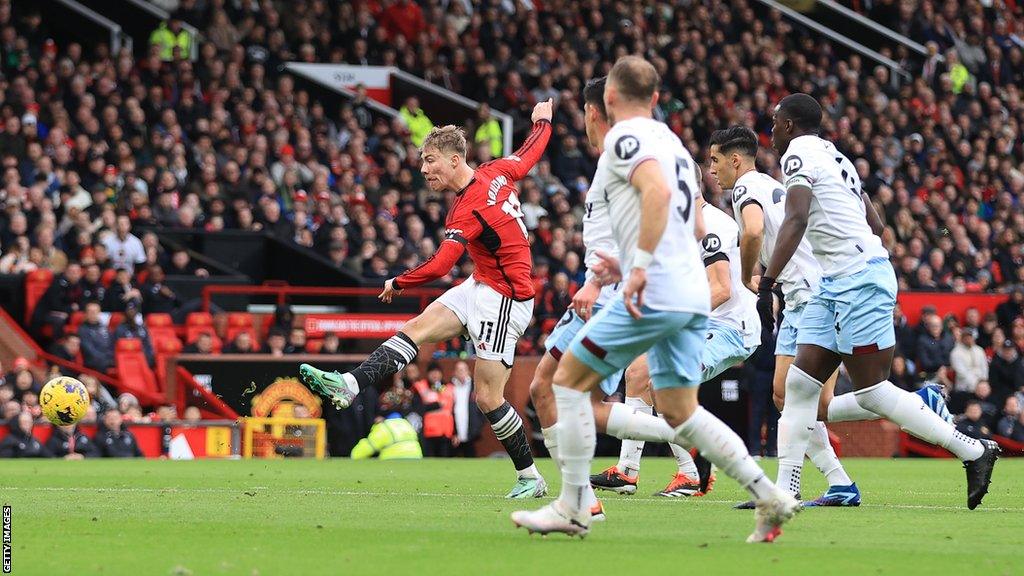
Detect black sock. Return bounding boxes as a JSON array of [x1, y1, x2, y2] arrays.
[[485, 402, 534, 472], [349, 332, 418, 389]]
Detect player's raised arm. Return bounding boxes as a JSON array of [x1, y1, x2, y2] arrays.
[[491, 99, 553, 181]]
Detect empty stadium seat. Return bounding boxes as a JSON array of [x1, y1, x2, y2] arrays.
[[154, 337, 183, 391], [305, 339, 323, 353], [24, 268, 54, 324], [146, 313, 182, 352], [115, 338, 160, 397]]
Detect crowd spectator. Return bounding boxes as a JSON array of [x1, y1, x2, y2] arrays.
[[30, 262, 83, 337], [183, 332, 215, 355], [319, 332, 341, 354], [224, 331, 256, 354], [956, 401, 993, 440], [950, 327, 988, 393], [113, 304, 156, 367], [0, 411, 52, 457], [48, 333, 83, 374], [0, 0, 1019, 452], [996, 396, 1020, 437], [411, 362, 454, 457], [78, 301, 114, 373], [990, 340, 1024, 404], [265, 327, 287, 357], [97, 409, 143, 457], [450, 360, 483, 457], [102, 268, 143, 313], [915, 314, 954, 377], [285, 327, 307, 354], [45, 423, 99, 459]]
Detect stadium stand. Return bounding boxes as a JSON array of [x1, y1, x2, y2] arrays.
[[0, 0, 1022, 456]]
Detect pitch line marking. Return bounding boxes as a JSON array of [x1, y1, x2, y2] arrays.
[[1, 486, 1016, 512]]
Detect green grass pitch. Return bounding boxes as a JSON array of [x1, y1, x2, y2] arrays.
[[2, 457, 1022, 575]]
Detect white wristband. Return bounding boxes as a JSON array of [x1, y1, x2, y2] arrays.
[[633, 249, 654, 270]]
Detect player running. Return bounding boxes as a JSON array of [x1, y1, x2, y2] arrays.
[[591, 196, 761, 498], [530, 76, 712, 517], [763, 94, 999, 510], [300, 100, 555, 499], [709, 126, 952, 508], [511, 56, 799, 542]]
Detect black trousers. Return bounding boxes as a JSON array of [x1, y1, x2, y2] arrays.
[[748, 368, 780, 456], [422, 436, 453, 457]]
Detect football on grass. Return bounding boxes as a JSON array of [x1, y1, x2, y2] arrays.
[[40, 376, 90, 426]]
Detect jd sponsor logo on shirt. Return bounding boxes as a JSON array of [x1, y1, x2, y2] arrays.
[[615, 135, 640, 160], [783, 156, 803, 176]]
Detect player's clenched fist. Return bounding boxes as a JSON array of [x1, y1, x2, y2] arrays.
[[531, 98, 553, 123]]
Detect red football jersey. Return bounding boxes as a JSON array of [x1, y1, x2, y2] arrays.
[[394, 120, 552, 300]]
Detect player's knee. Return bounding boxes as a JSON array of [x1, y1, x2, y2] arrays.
[[475, 388, 503, 413], [624, 361, 649, 392], [528, 375, 552, 403]]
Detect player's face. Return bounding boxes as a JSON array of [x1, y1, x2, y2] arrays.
[[707, 144, 736, 189], [420, 147, 454, 191], [770, 107, 791, 156], [583, 102, 602, 149]]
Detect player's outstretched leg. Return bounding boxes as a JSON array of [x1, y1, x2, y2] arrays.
[[301, 303, 464, 408], [851, 375, 1000, 509], [300, 332, 418, 409], [826, 384, 953, 424]]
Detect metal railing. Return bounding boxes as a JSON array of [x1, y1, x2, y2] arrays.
[[814, 0, 941, 62], [52, 0, 132, 55], [201, 284, 445, 313], [752, 0, 911, 86]]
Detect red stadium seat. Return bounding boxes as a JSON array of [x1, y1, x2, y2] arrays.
[[115, 338, 160, 397], [100, 268, 117, 287], [154, 337, 183, 391], [146, 313, 174, 328], [305, 339, 323, 353], [107, 312, 125, 333], [67, 311, 85, 334], [24, 268, 54, 324]]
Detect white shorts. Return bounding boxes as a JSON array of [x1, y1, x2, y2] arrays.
[[437, 275, 534, 366]]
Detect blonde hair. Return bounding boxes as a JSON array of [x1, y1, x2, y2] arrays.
[[421, 125, 467, 158]]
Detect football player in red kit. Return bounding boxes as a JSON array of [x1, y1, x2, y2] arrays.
[[301, 99, 554, 498]]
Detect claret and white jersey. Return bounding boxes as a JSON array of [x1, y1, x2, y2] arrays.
[[701, 203, 761, 348], [582, 154, 620, 308], [601, 117, 709, 314], [779, 135, 887, 278], [731, 170, 822, 310]]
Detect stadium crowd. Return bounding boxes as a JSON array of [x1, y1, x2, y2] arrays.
[[0, 0, 1023, 451]]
